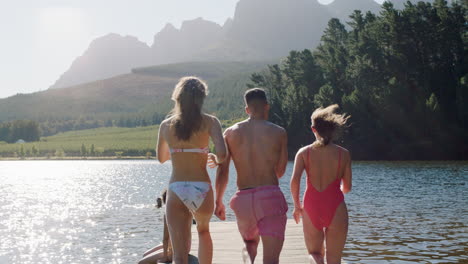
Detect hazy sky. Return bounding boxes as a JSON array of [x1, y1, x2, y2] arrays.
[[0, 0, 385, 99]]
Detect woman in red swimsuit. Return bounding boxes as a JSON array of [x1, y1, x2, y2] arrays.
[[290, 104, 352, 264]]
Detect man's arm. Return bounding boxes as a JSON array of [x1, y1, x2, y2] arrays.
[[214, 129, 231, 220], [275, 129, 288, 178]]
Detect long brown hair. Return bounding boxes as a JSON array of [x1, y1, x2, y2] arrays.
[[169, 76, 208, 141], [311, 104, 350, 147]]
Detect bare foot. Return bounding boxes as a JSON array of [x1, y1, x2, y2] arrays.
[[309, 253, 325, 264], [242, 247, 251, 264]]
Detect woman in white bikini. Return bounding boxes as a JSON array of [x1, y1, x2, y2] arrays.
[[157, 76, 227, 264]]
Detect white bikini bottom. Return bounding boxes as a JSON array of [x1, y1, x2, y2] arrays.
[[169, 181, 211, 211]]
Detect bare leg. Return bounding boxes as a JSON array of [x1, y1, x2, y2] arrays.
[[166, 190, 192, 264], [138, 250, 172, 264], [302, 210, 325, 264], [242, 236, 259, 264], [261, 235, 284, 264], [325, 202, 348, 264], [142, 243, 164, 257], [192, 188, 214, 264]]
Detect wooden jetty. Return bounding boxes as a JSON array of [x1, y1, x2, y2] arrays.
[[189, 219, 310, 264]]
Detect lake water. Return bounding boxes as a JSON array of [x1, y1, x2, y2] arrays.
[[0, 160, 466, 264]]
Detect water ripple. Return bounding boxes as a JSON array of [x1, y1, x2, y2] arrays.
[[0, 160, 467, 263]]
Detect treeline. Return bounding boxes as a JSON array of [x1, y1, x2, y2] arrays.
[[38, 112, 165, 136], [9, 144, 155, 159], [0, 120, 40, 143], [250, 0, 467, 160]]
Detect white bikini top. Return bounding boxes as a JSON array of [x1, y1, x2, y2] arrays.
[[170, 147, 209, 154]]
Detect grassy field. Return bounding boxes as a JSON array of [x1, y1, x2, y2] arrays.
[[0, 118, 246, 158], [0, 126, 159, 158]]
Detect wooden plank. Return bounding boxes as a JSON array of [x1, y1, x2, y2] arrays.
[[189, 219, 311, 264]]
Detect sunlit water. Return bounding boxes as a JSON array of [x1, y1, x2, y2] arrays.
[[0, 161, 466, 264]]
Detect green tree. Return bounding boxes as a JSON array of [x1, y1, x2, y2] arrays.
[[19, 145, 25, 159], [80, 144, 87, 157], [31, 145, 38, 157], [250, 1, 467, 159], [55, 149, 65, 158], [90, 144, 95, 156]]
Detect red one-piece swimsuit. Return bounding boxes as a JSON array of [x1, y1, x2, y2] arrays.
[[303, 147, 344, 230]]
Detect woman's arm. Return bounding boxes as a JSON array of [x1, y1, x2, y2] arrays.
[[156, 122, 170, 163], [341, 150, 352, 194], [208, 116, 227, 164], [290, 149, 305, 223]]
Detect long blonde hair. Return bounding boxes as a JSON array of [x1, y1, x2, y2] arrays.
[[169, 76, 208, 140], [311, 104, 350, 147]]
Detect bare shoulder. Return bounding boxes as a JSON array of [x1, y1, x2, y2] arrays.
[[225, 119, 252, 140], [159, 117, 172, 129], [296, 145, 311, 158], [265, 121, 286, 134], [202, 113, 220, 125], [334, 144, 351, 160], [224, 121, 241, 137]]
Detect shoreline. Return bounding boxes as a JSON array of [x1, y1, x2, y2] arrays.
[[0, 156, 154, 161], [0, 157, 467, 162]]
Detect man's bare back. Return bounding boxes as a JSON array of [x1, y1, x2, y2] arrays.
[[214, 88, 289, 263], [225, 118, 287, 189]]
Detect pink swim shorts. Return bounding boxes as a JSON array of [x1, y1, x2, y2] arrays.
[[230, 185, 288, 240]]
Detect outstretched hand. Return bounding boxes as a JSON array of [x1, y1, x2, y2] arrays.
[[215, 202, 226, 221], [293, 207, 302, 224], [207, 153, 218, 168]]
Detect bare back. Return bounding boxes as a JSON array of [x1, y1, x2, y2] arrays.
[[225, 119, 287, 189], [159, 114, 213, 183], [303, 144, 350, 192]]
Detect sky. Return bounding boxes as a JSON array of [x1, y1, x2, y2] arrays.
[[0, 0, 385, 99]]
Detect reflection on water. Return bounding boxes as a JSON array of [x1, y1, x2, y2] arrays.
[[0, 160, 466, 263]]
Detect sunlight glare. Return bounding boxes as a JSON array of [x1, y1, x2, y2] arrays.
[[35, 7, 90, 86]]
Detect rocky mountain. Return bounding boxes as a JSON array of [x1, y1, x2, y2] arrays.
[[51, 33, 153, 89], [388, 0, 435, 9], [151, 18, 224, 65], [50, 0, 438, 89], [220, 0, 330, 59], [325, 0, 381, 21]]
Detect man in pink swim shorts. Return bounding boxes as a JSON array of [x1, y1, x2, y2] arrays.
[[214, 88, 288, 263]]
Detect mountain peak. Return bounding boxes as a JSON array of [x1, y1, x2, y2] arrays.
[[180, 17, 222, 32], [52, 0, 406, 89], [325, 0, 381, 20], [50, 33, 152, 89]]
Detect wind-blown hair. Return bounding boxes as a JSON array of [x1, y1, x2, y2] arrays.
[[169, 76, 208, 141], [311, 104, 350, 147]]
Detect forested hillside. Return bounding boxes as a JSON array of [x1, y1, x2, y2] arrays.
[[250, 0, 467, 160], [0, 61, 270, 137]]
